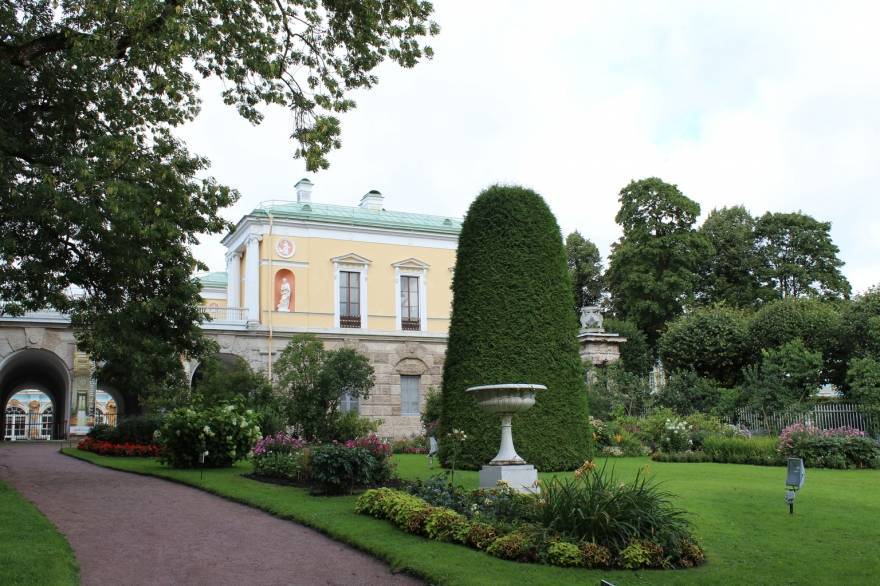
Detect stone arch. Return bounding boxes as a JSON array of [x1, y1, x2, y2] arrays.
[[190, 352, 247, 389], [394, 357, 428, 376], [95, 383, 126, 424], [0, 349, 70, 440]]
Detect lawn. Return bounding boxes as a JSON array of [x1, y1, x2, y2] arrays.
[[0, 479, 79, 586], [63, 448, 880, 585]]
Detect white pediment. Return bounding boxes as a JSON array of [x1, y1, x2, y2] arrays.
[[331, 252, 372, 265], [392, 257, 430, 270]]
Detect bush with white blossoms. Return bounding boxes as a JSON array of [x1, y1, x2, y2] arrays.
[[157, 402, 261, 468], [659, 417, 692, 453]]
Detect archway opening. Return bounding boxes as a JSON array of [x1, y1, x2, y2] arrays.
[[0, 350, 69, 440]]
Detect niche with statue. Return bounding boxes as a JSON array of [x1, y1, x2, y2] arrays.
[[274, 269, 295, 312]]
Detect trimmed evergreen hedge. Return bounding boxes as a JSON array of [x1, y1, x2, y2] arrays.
[[439, 185, 590, 471]]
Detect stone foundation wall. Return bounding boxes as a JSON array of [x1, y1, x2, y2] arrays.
[[198, 328, 448, 439]]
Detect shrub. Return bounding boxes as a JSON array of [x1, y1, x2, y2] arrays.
[[309, 444, 376, 495], [657, 370, 725, 416], [332, 410, 381, 443], [87, 415, 164, 445], [659, 306, 754, 386], [424, 508, 468, 542], [659, 417, 692, 452], [546, 541, 582, 567], [619, 541, 652, 570], [251, 433, 309, 480], [406, 475, 534, 524], [355, 488, 391, 515], [392, 436, 427, 454], [86, 423, 117, 442], [156, 403, 261, 468], [439, 185, 590, 471], [651, 451, 712, 464], [465, 522, 497, 550], [702, 436, 782, 465], [274, 334, 375, 442], [580, 542, 612, 568], [778, 423, 880, 468], [486, 529, 538, 563]]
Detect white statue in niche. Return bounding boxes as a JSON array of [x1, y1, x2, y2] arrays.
[[277, 278, 291, 312]]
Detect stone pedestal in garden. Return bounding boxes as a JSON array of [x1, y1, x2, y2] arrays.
[[577, 306, 625, 367], [466, 383, 545, 493]]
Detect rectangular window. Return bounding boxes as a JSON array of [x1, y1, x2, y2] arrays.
[[339, 270, 361, 328], [400, 275, 420, 331], [400, 375, 421, 416], [340, 391, 359, 414]]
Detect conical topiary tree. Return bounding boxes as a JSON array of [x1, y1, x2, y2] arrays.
[[439, 185, 591, 471]]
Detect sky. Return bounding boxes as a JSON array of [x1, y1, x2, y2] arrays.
[[178, 0, 880, 294]]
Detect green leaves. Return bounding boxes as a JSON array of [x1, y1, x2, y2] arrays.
[[607, 178, 710, 348], [754, 212, 850, 299], [1, 0, 436, 403], [274, 334, 375, 441]]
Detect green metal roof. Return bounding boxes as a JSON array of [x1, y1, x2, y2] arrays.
[[197, 271, 228, 288], [252, 201, 461, 235]]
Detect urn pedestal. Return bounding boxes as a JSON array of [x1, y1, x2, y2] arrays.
[[466, 383, 545, 493]]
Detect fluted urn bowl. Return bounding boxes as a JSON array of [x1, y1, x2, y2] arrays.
[[467, 383, 546, 465]]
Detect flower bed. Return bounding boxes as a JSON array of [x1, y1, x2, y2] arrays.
[[250, 432, 395, 495], [777, 423, 880, 469], [355, 463, 705, 570], [77, 437, 160, 457]]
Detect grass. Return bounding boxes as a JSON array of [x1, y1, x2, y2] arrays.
[[0, 479, 79, 586], [63, 449, 880, 585]]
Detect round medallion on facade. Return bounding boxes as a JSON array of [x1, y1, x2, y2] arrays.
[[275, 239, 295, 258]]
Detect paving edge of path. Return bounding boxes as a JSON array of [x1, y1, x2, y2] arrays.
[[59, 446, 422, 583]]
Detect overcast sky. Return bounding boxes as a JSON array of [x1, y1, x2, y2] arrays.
[[178, 0, 880, 294]]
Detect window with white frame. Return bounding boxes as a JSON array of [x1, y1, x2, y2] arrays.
[[400, 375, 421, 416], [339, 270, 361, 328], [400, 275, 420, 331], [340, 391, 359, 414]]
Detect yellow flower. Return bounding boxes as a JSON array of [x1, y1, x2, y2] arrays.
[[613, 433, 623, 444], [574, 460, 596, 478]]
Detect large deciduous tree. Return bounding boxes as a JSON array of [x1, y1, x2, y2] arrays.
[[696, 206, 770, 308], [606, 177, 710, 349], [565, 230, 604, 312], [440, 185, 590, 471], [754, 212, 850, 299], [0, 1, 437, 400]]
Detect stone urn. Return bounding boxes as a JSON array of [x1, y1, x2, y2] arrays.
[[466, 383, 545, 492]]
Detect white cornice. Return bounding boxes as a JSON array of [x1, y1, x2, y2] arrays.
[[221, 215, 458, 254]]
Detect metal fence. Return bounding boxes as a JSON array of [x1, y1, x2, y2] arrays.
[[731, 403, 876, 435]]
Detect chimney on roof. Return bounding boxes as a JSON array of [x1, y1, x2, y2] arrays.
[[359, 189, 384, 211], [295, 178, 313, 203]]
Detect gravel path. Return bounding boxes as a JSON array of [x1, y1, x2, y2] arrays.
[[0, 442, 420, 586]]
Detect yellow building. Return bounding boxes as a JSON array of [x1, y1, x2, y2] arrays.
[[196, 179, 461, 437]]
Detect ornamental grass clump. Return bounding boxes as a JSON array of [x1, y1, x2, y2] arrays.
[[535, 463, 694, 558]]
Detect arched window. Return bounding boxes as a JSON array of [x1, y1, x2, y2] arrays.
[[40, 406, 54, 439], [4, 406, 26, 440]]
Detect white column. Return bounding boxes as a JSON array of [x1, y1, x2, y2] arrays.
[[244, 235, 262, 323], [226, 250, 241, 309]]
